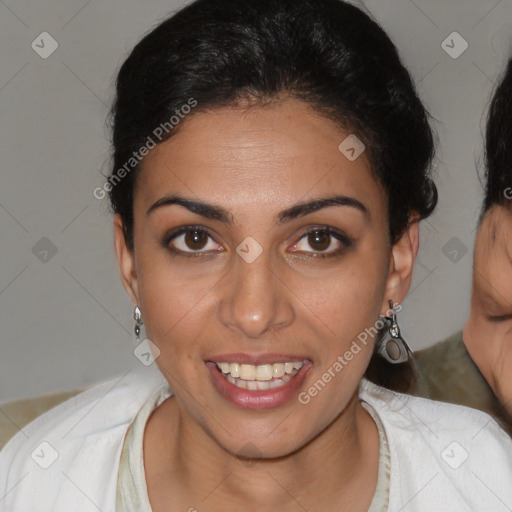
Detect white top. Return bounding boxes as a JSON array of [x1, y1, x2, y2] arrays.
[[1, 364, 512, 511]]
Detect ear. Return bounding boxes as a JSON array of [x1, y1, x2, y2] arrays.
[[380, 214, 420, 315], [113, 213, 140, 307]]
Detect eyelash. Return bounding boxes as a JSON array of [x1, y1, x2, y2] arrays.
[[161, 225, 353, 260], [487, 314, 512, 323]]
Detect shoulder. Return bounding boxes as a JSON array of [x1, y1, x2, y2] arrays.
[[414, 330, 466, 366], [0, 365, 167, 511], [360, 377, 505, 438], [360, 379, 512, 510], [411, 330, 497, 413]]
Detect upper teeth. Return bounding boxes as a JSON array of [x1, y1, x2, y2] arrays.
[[216, 362, 303, 381]]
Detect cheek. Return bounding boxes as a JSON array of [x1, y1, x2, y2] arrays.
[[316, 248, 388, 336], [135, 252, 217, 360], [490, 333, 512, 408], [288, 249, 389, 383]]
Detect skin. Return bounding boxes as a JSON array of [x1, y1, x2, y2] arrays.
[[464, 204, 512, 416], [114, 97, 419, 511]]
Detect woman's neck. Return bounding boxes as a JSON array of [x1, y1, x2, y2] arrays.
[[143, 389, 380, 511]]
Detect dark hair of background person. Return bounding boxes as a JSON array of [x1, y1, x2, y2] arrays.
[[107, 0, 438, 392], [482, 58, 512, 216]]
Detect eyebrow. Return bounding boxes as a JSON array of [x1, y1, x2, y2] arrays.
[[146, 193, 369, 224]]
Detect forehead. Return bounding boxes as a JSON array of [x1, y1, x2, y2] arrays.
[[134, 98, 386, 218]]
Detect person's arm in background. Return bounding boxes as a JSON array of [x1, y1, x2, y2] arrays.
[[0, 388, 86, 450]]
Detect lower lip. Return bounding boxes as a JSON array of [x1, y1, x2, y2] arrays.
[[206, 361, 313, 410]]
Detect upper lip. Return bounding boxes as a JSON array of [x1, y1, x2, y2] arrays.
[[206, 353, 312, 365]]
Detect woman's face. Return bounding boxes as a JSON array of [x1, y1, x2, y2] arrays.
[[465, 204, 512, 414], [115, 97, 416, 458]]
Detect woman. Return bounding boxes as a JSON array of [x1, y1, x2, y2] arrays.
[[410, 58, 512, 435], [1, 1, 512, 510]]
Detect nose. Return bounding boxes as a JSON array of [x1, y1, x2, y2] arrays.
[[217, 249, 295, 340]]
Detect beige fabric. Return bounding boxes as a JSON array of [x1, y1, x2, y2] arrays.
[[116, 383, 170, 511], [411, 331, 496, 412], [363, 400, 391, 512], [0, 389, 86, 450]]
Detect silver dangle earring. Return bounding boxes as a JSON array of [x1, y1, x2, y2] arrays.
[[377, 300, 411, 364], [134, 306, 143, 343]]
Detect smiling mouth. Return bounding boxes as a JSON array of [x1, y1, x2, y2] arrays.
[[214, 361, 304, 390]]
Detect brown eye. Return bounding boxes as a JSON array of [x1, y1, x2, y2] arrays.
[[291, 227, 353, 258], [164, 226, 223, 256], [308, 230, 331, 251], [184, 229, 208, 250]]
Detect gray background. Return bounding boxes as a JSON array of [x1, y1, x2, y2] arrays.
[[1, 0, 512, 404]]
